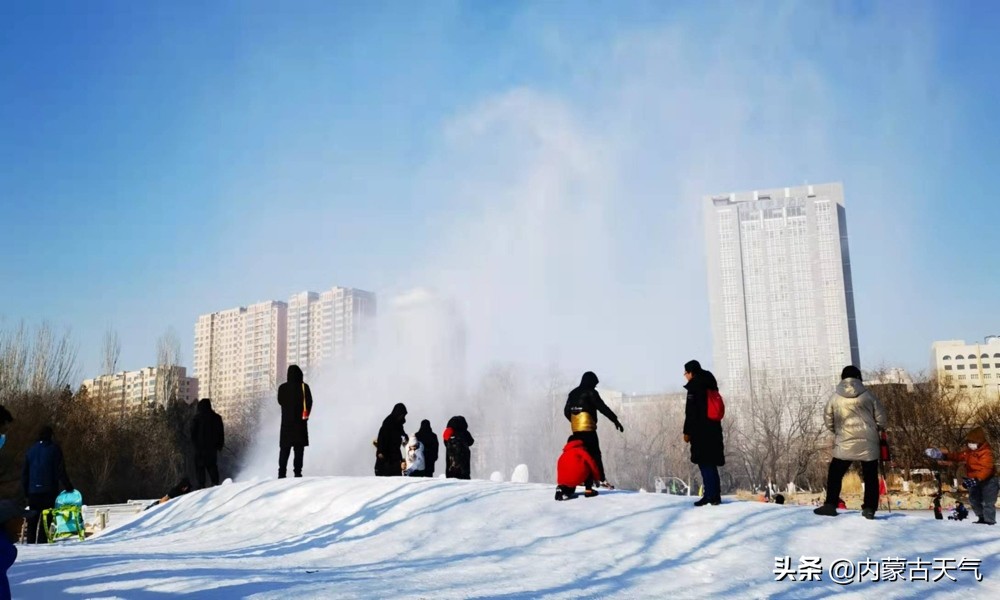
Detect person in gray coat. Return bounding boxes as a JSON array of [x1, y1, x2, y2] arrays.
[[814, 366, 888, 519]]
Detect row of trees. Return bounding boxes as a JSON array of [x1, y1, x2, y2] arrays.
[[0, 321, 248, 504]]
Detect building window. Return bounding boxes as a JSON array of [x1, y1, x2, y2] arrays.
[[956, 355, 965, 360], [944, 365, 953, 370], [957, 365, 965, 370], [942, 355, 952, 360]]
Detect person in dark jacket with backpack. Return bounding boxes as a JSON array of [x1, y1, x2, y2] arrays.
[[277, 364, 313, 478], [375, 403, 408, 476], [683, 360, 724, 507], [413, 419, 439, 477], [191, 398, 225, 488], [21, 425, 74, 543], [564, 371, 623, 488], [444, 415, 475, 479]]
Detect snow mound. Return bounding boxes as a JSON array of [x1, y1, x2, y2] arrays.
[[14, 477, 1000, 598]]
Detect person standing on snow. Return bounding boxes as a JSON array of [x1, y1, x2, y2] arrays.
[[375, 403, 408, 476], [564, 371, 623, 488], [277, 365, 313, 478], [21, 425, 74, 543], [813, 366, 887, 520], [683, 360, 725, 507], [414, 419, 439, 477], [190, 398, 225, 488], [443, 415, 474, 479]]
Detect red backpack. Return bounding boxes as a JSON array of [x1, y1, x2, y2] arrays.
[[707, 389, 725, 421]]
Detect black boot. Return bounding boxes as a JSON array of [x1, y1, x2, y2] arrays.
[[693, 497, 711, 507], [813, 504, 838, 516]]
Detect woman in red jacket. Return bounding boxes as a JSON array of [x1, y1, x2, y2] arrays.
[[555, 434, 601, 501]]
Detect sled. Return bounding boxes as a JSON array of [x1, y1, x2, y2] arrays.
[[41, 489, 86, 542]]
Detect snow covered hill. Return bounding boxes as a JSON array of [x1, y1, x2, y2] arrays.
[[12, 477, 1000, 598]]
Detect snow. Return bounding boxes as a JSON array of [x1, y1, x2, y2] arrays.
[[12, 477, 1000, 598]]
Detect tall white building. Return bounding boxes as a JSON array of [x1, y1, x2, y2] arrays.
[[193, 300, 288, 426], [704, 182, 860, 406], [931, 337, 1000, 397], [82, 366, 198, 414], [287, 287, 376, 379]]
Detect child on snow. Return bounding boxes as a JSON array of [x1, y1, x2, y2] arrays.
[[404, 434, 425, 476], [932, 426, 997, 525], [949, 502, 969, 521], [555, 434, 601, 501]]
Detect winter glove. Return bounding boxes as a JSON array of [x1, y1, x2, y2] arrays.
[[683, 434, 690, 443], [924, 448, 944, 460], [963, 477, 978, 490], [614, 421, 624, 433]]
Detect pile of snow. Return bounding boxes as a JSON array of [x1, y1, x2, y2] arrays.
[[13, 477, 1000, 598]]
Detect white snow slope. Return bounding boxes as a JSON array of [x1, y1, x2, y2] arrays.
[[12, 477, 1000, 599]]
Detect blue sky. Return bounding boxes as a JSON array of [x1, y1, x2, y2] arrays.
[[1, 0, 998, 393]]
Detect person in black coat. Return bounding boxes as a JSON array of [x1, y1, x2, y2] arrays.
[[191, 398, 225, 488], [277, 364, 313, 478], [413, 419, 439, 477], [21, 425, 74, 543], [444, 415, 474, 480], [564, 371, 624, 488], [682, 360, 725, 506], [375, 403, 408, 476]]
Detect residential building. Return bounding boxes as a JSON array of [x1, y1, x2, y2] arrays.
[[704, 182, 860, 409], [287, 287, 376, 379], [931, 337, 1000, 398], [82, 366, 198, 414], [193, 300, 288, 426]]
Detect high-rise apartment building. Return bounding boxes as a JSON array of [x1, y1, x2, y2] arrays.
[[193, 300, 288, 425], [704, 182, 860, 406], [82, 366, 198, 414], [931, 337, 1000, 398], [287, 287, 376, 379]]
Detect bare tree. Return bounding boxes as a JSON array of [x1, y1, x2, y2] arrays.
[[155, 327, 183, 409], [0, 320, 77, 397], [102, 326, 121, 376], [602, 394, 689, 491], [729, 376, 827, 493]]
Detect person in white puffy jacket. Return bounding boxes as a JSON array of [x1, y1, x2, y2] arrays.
[[814, 365, 888, 520], [404, 434, 425, 476]]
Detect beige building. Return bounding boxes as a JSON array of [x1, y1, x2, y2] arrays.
[[193, 300, 288, 426], [82, 366, 198, 414], [287, 287, 376, 379], [931, 337, 1000, 397]]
